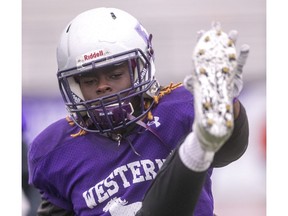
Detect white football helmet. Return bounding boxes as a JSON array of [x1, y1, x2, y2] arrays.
[[57, 7, 160, 133]]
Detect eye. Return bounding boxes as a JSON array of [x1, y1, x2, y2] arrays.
[[81, 78, 98, 86], [110, 72, 123, 79]]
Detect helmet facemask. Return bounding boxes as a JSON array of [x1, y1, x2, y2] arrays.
[[58, 48, 158, 133]]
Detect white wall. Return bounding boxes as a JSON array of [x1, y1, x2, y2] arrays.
[[22, 0, 266, 96]]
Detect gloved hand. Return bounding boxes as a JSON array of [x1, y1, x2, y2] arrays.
[[183, 22, 250, 152], [184, 22, 250, 98]]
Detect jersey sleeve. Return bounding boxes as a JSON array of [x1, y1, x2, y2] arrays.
[[28, 120, 75, 211]]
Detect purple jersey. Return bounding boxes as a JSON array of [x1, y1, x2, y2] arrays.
[[28, 86, 214, 215]]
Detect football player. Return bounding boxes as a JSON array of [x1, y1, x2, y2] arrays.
[[28, 7, 249, 216]]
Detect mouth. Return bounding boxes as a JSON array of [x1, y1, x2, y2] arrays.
[[87, 102, 134, 130]]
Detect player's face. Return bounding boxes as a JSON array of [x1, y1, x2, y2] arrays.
[[78, 62, 132, 101]]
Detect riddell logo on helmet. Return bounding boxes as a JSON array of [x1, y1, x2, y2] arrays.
[[83, 50, 104, 61], [76, 49, 108, 68]]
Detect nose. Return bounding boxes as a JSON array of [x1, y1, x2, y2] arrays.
[[96, 77, 112, 95]]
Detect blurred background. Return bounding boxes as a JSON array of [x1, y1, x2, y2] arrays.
[[22, 0, 266, 215]]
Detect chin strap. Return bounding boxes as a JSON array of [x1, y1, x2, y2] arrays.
[[126, 113, 173, 155]]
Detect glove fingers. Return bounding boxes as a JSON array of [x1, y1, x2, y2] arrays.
[[233, 44, 249, 97], [183, 74, 194, 93], [196, 30, 205, 41], [237, 44, 250, 71], [228, 30, 238, 44]]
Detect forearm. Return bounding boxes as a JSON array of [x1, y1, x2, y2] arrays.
[[37, 199, 74, 216], [212, 100, 249, 167]]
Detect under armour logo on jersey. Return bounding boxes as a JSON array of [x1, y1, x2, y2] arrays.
[[147, 116, 161, 128]]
